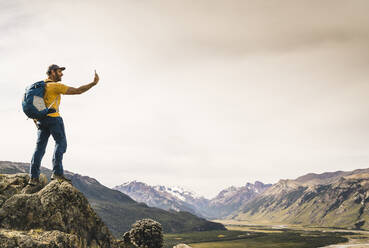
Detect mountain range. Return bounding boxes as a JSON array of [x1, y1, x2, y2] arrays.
[[113, 168, 369, 231], [4, 160, 369, 231], [114, 180, 272, 219], [0, 161, 225, 238], [114, 181, 204, 217], [231, 168, 369, 230]]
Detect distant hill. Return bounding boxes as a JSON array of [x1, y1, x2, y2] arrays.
[[295, 168, 369, 185], [114, 180, 272, 220], [230, 168, 369, 230], [0, 161, 226, 237]]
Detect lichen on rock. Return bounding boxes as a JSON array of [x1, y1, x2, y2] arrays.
[[123, 218, 164, 248], [0, 173, 127, 248]]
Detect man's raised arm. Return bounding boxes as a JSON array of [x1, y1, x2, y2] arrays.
[[65, 70, 99, 95]]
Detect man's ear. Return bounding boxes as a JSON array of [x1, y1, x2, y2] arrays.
[[50, 70, 56, 78]]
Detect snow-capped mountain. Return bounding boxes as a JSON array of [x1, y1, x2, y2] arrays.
[[153, 185, 200, 202], [113, 181, 207, 217], [113, 180, 272, 219]]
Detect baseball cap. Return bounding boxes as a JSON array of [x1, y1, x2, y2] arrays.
[[47, 64, 66, 74]]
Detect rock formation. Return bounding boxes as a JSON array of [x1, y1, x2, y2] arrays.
[[123, 218, 163, 248], [0, 173, 126, 248]]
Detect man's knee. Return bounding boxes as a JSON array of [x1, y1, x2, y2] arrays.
[[34, 148, 46, 157], [56, 139, 67, 154], [36, 140, 48, 150], [62, 141, 67, 153], [35, 140, 48, 155]]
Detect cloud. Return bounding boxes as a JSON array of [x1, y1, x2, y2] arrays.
[[1, 0, 369, 198], [125, 0, 369, 57]]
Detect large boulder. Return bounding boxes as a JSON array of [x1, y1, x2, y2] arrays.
[[0, 173, 126, 248], [124, 218, 163, 248]]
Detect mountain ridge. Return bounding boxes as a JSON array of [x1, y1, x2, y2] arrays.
[[0, 161, 226, 237], [114, 180, 272, 220], [230, 167, 369, 230]]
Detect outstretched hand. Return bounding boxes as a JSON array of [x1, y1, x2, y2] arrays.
[[93, 70, 99, 85]]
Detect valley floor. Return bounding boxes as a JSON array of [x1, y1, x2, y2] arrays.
[[218, 220, 369, 247], [165, 221, 369, 248]]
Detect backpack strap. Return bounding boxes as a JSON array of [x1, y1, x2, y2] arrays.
[[47, 96, 59, 109], [45, 81, 60, 110]]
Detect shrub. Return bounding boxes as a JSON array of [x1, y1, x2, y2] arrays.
[[125, 218, 163, 248]]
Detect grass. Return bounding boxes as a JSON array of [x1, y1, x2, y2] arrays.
[[164, 230, 262, 248], [226, 225, 284, 233], [164, 226, 354, 248], [189, 239, 304, 248]]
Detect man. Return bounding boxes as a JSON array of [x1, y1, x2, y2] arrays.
[[28, 64, 99, 186]]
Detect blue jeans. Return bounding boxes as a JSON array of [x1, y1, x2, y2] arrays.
[[30, 117, 67, 178]]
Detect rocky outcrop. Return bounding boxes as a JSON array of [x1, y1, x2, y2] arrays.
[[0, 229, 83, 248], [0, 173, 126, 248]]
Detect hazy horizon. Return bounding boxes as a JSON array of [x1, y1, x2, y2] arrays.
[[1, 0, 369, 198]]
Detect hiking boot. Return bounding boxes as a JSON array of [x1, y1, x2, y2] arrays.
[[28, 177, 40, 186], [51, 174, 72, 183]]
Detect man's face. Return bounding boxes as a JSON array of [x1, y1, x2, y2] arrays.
[[51, 69, 63, 81]]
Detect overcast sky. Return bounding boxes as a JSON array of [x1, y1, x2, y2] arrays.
[[1, 0, 369, 198]]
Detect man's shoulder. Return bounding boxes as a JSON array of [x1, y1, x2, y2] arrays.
[[45, 82, 59, 91], [45, 81, 67, 88], [44, 81, 69, 94]]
